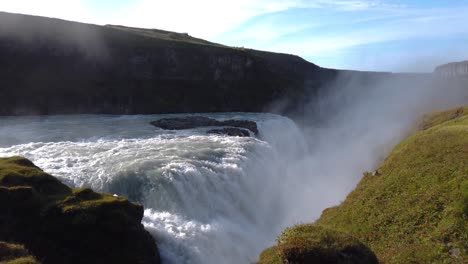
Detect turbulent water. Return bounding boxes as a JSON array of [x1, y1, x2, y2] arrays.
[[0, 113, 309, 264]]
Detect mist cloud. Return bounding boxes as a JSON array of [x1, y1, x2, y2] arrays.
[[269, 71, 468, 226]]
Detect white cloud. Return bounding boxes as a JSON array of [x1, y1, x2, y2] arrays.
[[0, 0, 96, 24], [0, 0, 305, 38], [1, 0, 467, 71], [214, 3, 468, 58], [0, 0, 398, 39]]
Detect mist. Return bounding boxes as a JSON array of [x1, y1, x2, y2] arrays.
[[268, 70, 468, 228], [0, 11, 109, 61], [0, 69, 467, 264]]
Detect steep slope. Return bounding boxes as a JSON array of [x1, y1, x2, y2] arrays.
[[0, 156, 160, 264], [0, 11, 341, 116], [258, 106, 468, 263]]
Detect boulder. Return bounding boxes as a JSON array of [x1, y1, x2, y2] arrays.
[[150, 116, 259, 135], [207, 127, 250, 137], [150, 116, 217, 130]]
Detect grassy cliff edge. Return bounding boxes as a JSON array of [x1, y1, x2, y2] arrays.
[[258, 106, 468, 263], [0, 156, 160, 264]]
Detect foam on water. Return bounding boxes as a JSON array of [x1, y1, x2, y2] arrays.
[[0, 113, 307, 264]]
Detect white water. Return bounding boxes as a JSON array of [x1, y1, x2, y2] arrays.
[[0, 113, 309, 264]]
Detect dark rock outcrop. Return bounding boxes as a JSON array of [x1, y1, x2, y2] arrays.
[[0, 11, 333, 116], [207, 127, 250, 137], [0, 156, 160, 264], [150, 116, 259, 135]]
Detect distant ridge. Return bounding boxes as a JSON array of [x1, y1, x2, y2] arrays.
[[0, 11, 413, 117], [434, 60, 468, 78]]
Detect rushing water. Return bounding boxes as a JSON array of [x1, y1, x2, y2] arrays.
[[0, 113, 309, 264]]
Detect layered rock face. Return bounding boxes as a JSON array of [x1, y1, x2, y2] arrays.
[[0, 11, 339, 116], [0, 156, 160, 264], [150, 116, 259, 135], [434, 61, 468, 78]]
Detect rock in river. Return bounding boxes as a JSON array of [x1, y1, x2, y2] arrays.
[[150, 116, 259, 135]]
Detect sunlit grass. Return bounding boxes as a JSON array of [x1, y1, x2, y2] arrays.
[[259, 106, 468, 263]]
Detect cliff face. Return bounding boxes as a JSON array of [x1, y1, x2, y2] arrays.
[[434, 61, 468, 78], [0, 11, 341, 116]]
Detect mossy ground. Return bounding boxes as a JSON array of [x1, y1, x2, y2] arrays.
[[0, 242, 40, 264], [259, 106, 468, 264], [258, 224, 377, 264], [284, 224, 377, 264], [318, 106, 468, 263]]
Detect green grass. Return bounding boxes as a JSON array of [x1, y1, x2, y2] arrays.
[[59, 187, 129, 212], [0, 157, 137, 213], [317, 106, 468, 263], [258, 105, 468, 263], [258, 224, 377, 264], [257, 246, 281, 264], [105, 25, 225, 47], [0, 157, 71, 198], [419, 106, 467, 130], [0, 242, 40, 264], [0, 156, 147, 260]]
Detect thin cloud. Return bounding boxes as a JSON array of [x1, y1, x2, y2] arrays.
[[214, 2, 468, 70], [1, 0, 467, 70]]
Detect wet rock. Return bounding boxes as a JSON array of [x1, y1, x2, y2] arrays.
[[150, 116, 259, 135], [207, 127, 250, 137]]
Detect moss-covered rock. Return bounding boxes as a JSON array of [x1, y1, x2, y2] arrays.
[[0, 157, 160, 264], [258, 224, 377, 264], [0, 241, 41, 264]]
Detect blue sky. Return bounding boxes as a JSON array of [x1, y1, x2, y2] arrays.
[[2, 0, 468, 72]]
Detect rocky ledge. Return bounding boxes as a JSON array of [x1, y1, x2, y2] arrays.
[[434, 60, 468, 78], [258, 224, 378, 264], [150, 116, 258, 136], [0, 156, 160, 264]]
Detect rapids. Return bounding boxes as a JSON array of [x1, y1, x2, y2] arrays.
[[0, 113, 308, 264]]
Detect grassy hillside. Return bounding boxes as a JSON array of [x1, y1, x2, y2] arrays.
[[105, 25, 225, 47], [258, 106, 468, 263]]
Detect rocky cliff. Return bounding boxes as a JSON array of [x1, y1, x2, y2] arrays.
[[434, 60, 468, 78], [0, 11, 394, 117]]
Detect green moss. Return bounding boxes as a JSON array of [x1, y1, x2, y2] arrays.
[[0, 242, 41, 264], [316, 106, 468, 263], [105, 25, 225, 48], [55, 187, 142, 223], [462, 181, 468, 217], [418, 106, 467, 130], [0, 156, 71, 198], [258, 105, 468, 263], [0, 157, 158, 263], [257, 246, 281, 264], [258, 224, 377, 264]]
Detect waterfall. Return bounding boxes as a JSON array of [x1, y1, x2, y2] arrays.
[[0, 113, 308, 264]]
